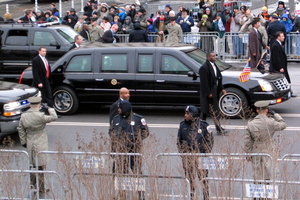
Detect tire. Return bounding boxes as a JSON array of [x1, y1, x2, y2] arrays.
[[53, 86, 79, 115], [218, 87, 248, 118]]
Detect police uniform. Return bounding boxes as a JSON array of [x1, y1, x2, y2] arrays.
[[17, 96, 57, 193], [108, 100, 149, 174], [245, 101, 286, 182], [177, 105, 213, 200]]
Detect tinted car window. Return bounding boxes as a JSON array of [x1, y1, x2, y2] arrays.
[[162, 55, 190, 74], [5, 30, 28, 46], [138, 54, 153, 73], [65, 55, 92, 72], [183, 48, 228, 71], [33, 31, 56, 46], [55, 27, 78, 44], [102, 54, 127, 72]]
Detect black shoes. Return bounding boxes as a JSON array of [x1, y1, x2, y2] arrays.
[[291, 94, 297, 98]]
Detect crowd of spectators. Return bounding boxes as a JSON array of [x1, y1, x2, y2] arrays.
[[1, 0, 300, 53]]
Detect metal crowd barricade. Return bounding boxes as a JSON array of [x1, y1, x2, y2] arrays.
[[0, 149, 30, 170], [116, 33, 129, 43], [0, 169, 61, 200], [72, 173, 191, 200], [36, 151, 144, 199], [202, 177, 300, 199], [155, 153, 273, 199], [222, 32, 249, 62]]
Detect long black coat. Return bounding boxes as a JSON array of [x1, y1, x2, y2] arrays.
[[199, 60, 224, 115], [101, 30, 119, 43], [269, 40, 290, 83]]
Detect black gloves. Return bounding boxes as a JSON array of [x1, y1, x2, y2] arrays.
[[41, 103, 50, 110], [22, 144, 27, 148], [268, 108, 276, 115]]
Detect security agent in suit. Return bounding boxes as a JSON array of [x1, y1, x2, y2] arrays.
[[109, 87, 130, 123], [69, 35, 83, 51], [32, 47, 53, 107], [177, 105, 213, 200], [199, 52, 227, 135], [101, 24, 119, 43], [269, 31, 297, 97]]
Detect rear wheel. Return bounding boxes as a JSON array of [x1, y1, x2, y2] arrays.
[[219, 87, 248, 118], [53, 86, 79, 115]]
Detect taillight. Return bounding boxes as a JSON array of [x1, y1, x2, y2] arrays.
[[18, 72, 25, 84]]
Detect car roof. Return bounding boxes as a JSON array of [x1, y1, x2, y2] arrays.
[[0, 23, 70, 29], [81, 42, 198, 50]]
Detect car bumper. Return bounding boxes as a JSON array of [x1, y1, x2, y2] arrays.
[[250, 90, 291, 105], [0, 116, 20, 137]]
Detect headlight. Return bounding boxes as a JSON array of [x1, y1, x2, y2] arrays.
[[258, 79, 273, 91], [3, 101, 21, 116]]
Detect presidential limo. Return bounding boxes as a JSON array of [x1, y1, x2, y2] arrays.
[[19, 43, 291, 117]]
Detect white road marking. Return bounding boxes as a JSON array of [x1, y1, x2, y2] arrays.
[[48, 122, 300, 131]]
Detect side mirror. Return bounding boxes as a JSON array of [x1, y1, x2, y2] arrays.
[[50, 40, 61, 49], [188, 71, 198, 80]]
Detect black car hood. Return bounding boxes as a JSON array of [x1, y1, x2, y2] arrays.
[[0, 81, 38, 103]]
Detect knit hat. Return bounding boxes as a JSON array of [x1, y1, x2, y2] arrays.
[[216, 12, 222, 17], [262, 6, 268, 11], [165, 4, 171, 9], [119, 7, 125, 12], [138, 8, 146, 13], [119, 100, 132, 115], [233, 5, 239, 10], [147, 18, 153, 24], [205, 7, 210, 11], [185, 105, 199, 118]]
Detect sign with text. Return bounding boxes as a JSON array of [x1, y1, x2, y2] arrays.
[[75, 155, 105, 168], [245, 184, 278, 198], [114, 177, 146, 191], [198, 156, 228, 170]]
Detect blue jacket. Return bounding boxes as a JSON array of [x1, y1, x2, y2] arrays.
[[176, 16, 194, 32], [280, 14, 293, 33]]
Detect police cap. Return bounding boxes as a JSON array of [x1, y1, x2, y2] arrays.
[[254, 100, 269, 109], [185, 105, 199, 117], [28, 96, 42, 104]]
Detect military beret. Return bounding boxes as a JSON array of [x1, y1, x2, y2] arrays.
[[28, 96, 42, 104], [254, 100, 269, 109]]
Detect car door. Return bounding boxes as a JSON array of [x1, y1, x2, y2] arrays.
[[62, 52, 94, 102], [93, 49, 136, 104], [133, 49, 155, 104], [0, 29, 30, 74], [154, 52, 200, 106], [29, 30, 64, 65]]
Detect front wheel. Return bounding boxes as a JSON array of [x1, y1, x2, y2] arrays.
[[219, 87, 248, 118], [53, 86, 79, 115]]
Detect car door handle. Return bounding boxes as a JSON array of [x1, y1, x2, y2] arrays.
[[156, 80, 165, 82], [95, 79, 104, 81]]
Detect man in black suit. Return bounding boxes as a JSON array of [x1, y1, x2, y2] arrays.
[[69, 35, 83, 51], [270, 31, 297, 97], [267, 14, 286, 47], [79, 23, 91, 41], [32, 47, 54, 107], [101, 24, 119, 43], [199, 52, 227, 135], [109, 87, 130, 123]]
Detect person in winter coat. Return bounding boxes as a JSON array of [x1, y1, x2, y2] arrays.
[[176, 8, 194, 33], [245, 100, 286, 182], [177, 105, 213, 200], [154, 12, 167, 42], [89, 17, 104, 42], [280, 13, 294, 54], [17, 96, 57, 194], [197, 14, 213, 53], [275, 1, 287, 17], [118, 7, 126, 24], [136, 8, 148, 30], [129, 22, 148, 42], [122, 16, 134, 33], [97, 3, 110, 21], [210, 12, 226, 38], [165, 17, 182, 43]]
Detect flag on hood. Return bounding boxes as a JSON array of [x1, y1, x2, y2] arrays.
[[239, 59, 251, 82]]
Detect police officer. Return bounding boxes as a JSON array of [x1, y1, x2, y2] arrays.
[[177, 105, 213, 200], [17, 96, 58, 194], [245, 101, 286, 183], [109, 100, 149, 199]]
